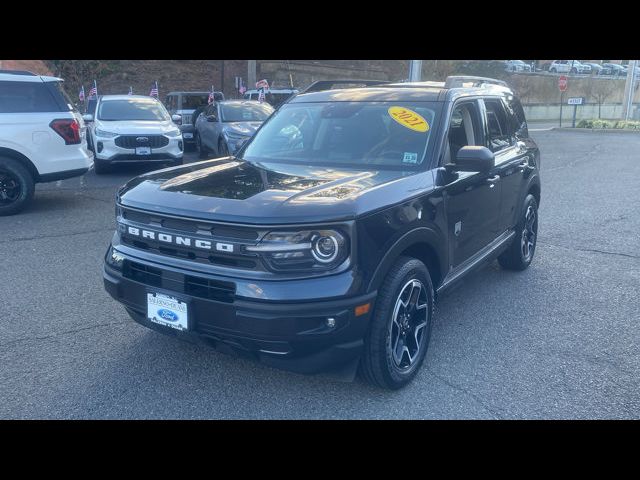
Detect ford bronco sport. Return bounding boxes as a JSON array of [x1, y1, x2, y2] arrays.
[[104, 76, 541, 389]]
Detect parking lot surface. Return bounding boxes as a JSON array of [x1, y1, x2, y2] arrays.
[[1, 131, 639, 419]]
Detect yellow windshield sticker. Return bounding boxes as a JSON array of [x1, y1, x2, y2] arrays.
[[388, 107, 429, 132]]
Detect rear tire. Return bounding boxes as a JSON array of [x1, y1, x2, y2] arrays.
[[0, 156, 35, 216], [196, 132, 210, 159], [360, 256, 434, 390], [498, 194, 538, 271]]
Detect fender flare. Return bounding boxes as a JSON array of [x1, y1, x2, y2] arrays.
[[367, 227, 447, 293]]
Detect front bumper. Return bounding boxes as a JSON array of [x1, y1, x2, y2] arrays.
[[103, 250, 376, 374], [94, 135, 183, 163]]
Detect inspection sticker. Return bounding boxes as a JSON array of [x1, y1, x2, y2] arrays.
[[388, 106, 430, 132], [403, 152, 419, 164]]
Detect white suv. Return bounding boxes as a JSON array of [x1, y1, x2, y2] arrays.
[[548, 60, 592, 75], [84, 95, 183, 174], [0, 70, 93, 215]]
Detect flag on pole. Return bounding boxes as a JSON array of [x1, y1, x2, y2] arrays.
[[257, 87, 265, 103], [88, 80, 97, 99], [208, 85, 215, 104], [128, 86, 133, 95], [149, 81, 159, 98], [79, 85, 85, 103]]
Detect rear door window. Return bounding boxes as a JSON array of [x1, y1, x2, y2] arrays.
[[0, 80, 62, 113], [482, 99, 515, 152]]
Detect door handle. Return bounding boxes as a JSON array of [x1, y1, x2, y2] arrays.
[[486, 175, 500, 188]]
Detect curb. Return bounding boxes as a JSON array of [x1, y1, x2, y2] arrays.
[[551, 127, 640, 134]]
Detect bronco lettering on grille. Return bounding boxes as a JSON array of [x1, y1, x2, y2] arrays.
[[124, 225, 233, 253]]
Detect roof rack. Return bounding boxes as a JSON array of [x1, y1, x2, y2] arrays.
[[444, 76, 507, 89], [0, 69, 37, 76], [302, 79, 388, 93]]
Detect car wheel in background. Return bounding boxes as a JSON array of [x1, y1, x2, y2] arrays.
[[360, 256, 434, 390], [498, 194, 538, 271], [196, 132, 210, 159], [218, 138, 229, 157], [550, 67, 557, 73], [0, 156, 35, 216]]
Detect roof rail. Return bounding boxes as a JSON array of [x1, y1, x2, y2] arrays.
[[444, 75, 508, 89], [302, 79, 388, 93], [0, 69, 37, 76]]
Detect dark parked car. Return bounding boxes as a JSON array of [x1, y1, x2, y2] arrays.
[[104, 76, 541, 389], [602, 63, 626, 76], [243, 88, 298, 108], [164, 91, 224, 148], [194, 100, 274, 158]]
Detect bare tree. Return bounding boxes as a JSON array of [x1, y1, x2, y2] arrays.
[[591, 79, 615, 119]]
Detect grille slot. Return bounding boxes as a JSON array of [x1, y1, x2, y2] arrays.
[[123, 261, 162, 287], [115, 135, 169, 149], [185, 275, 235, 303]]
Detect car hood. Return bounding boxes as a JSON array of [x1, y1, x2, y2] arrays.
[[223, 121, 263, 136], [94, 119, 178, 135], [117, 157, 435, 224]]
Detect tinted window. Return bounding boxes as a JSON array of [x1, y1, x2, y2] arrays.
[[165, 95, 176, 111], [483, 99, 514, 152], [220, 102, 274, 122], [504, 95, 528, 138], [242, 101, 440, 169], [97, 99, 170, 121], [0, 80, 61, 113], [181, 94, 210, 110]]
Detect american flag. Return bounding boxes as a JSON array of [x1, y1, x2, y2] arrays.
[[79, 85, 85, 102], [149, 81, 159, 98], [88, 80, 97, 99], [257, 87, 265, 103], [208, 85, 215, 104]]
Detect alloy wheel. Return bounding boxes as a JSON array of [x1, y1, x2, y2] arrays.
[[521, 205, 537, 262], [0, 170, 21, 205], [389, 279, 429, 370]]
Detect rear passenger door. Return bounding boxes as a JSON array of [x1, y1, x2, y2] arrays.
[[480, 96, 529, 234]]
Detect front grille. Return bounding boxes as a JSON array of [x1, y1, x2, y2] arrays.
[[181, 114, 192, 125], [122, 259, 236, 303], [115, 135, 169, 149]]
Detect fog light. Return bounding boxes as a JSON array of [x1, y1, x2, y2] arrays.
[[97, 141, 103, 153], [326, 317, 336, 328]]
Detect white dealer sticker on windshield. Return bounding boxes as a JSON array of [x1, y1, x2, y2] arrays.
[[403, 152, 418, 164]]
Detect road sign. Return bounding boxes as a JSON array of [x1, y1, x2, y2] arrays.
[[568, 97, 583, 105], [558, 75, 568, 92]]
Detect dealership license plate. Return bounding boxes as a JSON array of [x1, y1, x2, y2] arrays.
[[136, 146, 151, 155], [147, 293, 188, 331], [183, 133, 193, 139]]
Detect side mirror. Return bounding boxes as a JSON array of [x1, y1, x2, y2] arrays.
[[450, 146, 495, 172], [82, 114, 93, 123], [171, 114, 182, 125], [206, 114, 218, 123]]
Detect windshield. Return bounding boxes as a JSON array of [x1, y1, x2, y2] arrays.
[[97, 98, 169, 121], [220, 102, 274, 122], [181, 94, 210, 110], [240, 101, 440, 168]]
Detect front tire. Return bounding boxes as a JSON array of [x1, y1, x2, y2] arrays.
[[360, 257, 434, 390], [498, 194, 538, 271], [0, 156, 35, 216]]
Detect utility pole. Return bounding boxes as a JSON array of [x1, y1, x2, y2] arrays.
[[408, 60, 423, 82], [247, 60, 257, 89], [621, 60, 637, 120], [220, 60, 225, 94]]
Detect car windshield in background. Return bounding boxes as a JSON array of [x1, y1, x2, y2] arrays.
[[220, 102, 274, 123], [181, 95, 210, 110], [97, 99, 169, 121], [241, 102, 440, 168]]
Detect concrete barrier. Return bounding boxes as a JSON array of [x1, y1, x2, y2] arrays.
[[523, 103, 637, 122]]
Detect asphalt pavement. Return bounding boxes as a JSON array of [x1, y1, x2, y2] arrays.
[[1, 131, 639, 419]]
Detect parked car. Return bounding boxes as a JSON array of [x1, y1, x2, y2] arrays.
[[505, 60, 532, 73], [548, 60, 591, 74], [164, 91, 224, 148], [602, 63, 627, 77], [243, 88, 298, 108], [194, 100, 274, 158], [0, 69, 93, 215], [84, 95, 183, 174], [104, 76, 541, 389], [582, 62, 605, 75]]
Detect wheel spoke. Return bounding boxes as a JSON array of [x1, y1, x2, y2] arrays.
[[393, 335, 406, 365]]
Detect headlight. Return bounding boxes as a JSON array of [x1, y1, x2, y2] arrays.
[[165, 129, 182, 137], [224, 130, 247, 140], [95, 128, 118, 138], [105, 245, 125, 270], [246, 229, 348, 271]]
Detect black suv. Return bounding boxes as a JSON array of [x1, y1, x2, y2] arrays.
[[104, 76, 541, 389]]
